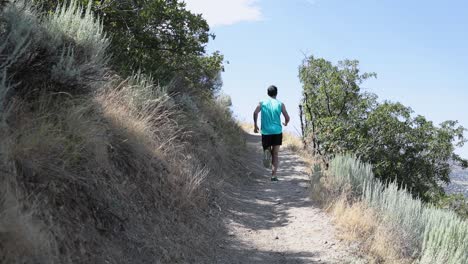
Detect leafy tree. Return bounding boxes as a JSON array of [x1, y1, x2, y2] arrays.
[[33, 0, 219, 87], [175, 51, 225, 95], [299, 56, 376, 155], [358, 102, 467, 198], [299, 55, 467, 200]]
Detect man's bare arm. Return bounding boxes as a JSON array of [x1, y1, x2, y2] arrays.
[[253, 103, 261, 133], [282, 103, 290, 126]]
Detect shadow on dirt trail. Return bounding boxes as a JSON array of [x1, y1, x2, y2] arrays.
[[225, 133, 311, 231], [212, 132, 360, 264]]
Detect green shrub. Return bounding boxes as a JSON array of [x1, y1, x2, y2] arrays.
[[125, 71, 172, 111], [0, 0, 110, 95], [300, 56, 467, 201], [310, 164, 326, 201], [329, 154, 468, 263], [419, 206, 468, 264], [329, 154, 374, 196], [46, 0, 110, 84]]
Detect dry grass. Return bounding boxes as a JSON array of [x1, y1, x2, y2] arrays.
[[0, 75, 245, 263], [332, 199, 377, 241], [331, 199, 413, 264], [370, 226, 413, 264], [0, 78, 245, 263], [0, 1, 248, 262], [239, 122, 255, 134], [282, 131, 304, 152]]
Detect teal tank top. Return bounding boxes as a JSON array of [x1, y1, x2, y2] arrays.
[[260, 98, 283, 135]]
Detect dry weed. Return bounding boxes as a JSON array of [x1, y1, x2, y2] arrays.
[[331, 199, 413, 263], [370, 225, 413, 264], [332, 199, 377, 241], [282, 131, 304, 152]]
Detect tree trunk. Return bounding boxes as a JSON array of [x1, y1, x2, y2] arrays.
[[304, 93, 317, 156], [299, 104, 307, 150]]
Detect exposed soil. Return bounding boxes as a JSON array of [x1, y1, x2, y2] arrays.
[[214, 132, 364, 263]]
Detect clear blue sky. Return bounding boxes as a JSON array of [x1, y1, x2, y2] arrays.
[[185, 0, 468, 158]]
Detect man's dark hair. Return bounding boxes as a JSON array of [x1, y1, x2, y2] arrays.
[[267, 85, 278, 97]]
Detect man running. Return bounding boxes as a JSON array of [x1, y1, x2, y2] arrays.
[[253, 85, 290, 181]]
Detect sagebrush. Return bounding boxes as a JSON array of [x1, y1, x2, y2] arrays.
[[316, 155, 468, 263]]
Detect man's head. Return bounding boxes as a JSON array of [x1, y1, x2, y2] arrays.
[[267, 85, 278, 97]]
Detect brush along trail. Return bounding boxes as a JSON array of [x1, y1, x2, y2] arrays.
[[215, 132, 363, 264]]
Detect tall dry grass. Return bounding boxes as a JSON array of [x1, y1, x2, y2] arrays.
[[0, 1, 246, 263]]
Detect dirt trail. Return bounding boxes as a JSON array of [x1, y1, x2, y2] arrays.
[[215, 132, 363, 264]]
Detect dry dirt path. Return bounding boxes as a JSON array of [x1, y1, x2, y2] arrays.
[[215, 132, 363, 264]]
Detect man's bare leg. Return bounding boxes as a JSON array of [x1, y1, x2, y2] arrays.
[[263, 146, 272, 168], [271, 145, 280, 177]]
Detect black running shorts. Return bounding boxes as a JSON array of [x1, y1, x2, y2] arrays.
[[262, 133, 283, 150]]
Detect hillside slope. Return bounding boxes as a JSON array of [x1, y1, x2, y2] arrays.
[[0, 1, 245, 263]]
